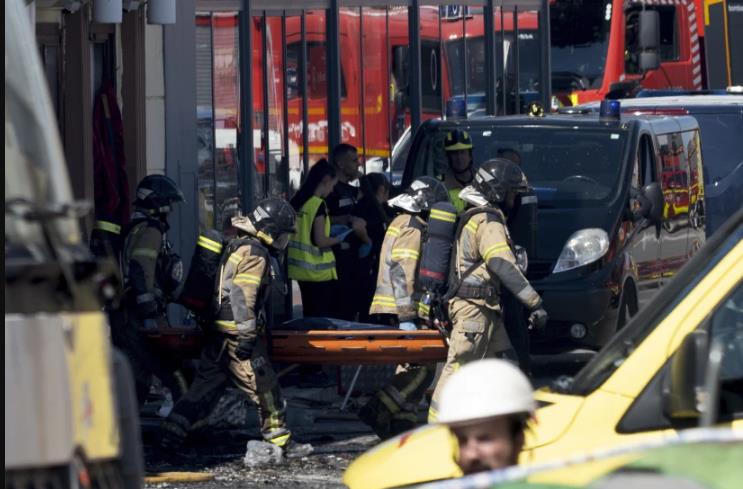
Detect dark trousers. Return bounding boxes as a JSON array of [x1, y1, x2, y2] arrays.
[[297, 280, 338, 318]]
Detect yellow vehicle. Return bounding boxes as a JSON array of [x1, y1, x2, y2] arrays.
[[344, 208, 743, 489], [4, 0, 143, 486]]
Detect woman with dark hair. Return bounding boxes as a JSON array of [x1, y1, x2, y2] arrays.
[[351, 173, 391, 322], [288, 159, 356, 318]]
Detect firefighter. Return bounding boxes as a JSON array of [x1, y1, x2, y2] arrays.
[[438, 359, 535, 475], [358, 176, 450, 439], [428, 159, 548, 422], [443, 129, 475, 213], [161, 198, 313, 458], [114, 174, 187, 406]]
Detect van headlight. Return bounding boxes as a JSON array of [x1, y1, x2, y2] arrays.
[[553, 228, 609, 273]]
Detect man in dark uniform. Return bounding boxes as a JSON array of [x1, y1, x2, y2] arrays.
[[327, 143, 371, 320]]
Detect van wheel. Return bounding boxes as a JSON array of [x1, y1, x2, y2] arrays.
[[112, 349, 145, 489]]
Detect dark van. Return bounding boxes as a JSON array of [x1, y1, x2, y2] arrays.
[[400, 113, 706, 347], [564, 95, 743, 235]]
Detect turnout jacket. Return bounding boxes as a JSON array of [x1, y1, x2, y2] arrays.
[[453, 207, 541, 311], [370, 213, 425, 322]]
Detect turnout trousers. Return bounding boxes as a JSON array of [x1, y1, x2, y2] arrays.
[[428, 298, 516, 422], [359, 362, 436, 439], [162, 332, 291, 447]]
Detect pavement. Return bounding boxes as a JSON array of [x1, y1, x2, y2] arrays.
[[140, 350, 594, 488]]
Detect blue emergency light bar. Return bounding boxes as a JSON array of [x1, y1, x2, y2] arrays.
[[446, 98, 467, 119], [599, 100, 621, 122]]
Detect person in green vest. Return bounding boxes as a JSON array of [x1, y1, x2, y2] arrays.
[[289, 159, 364, 318], [442, 129, 475, 213]]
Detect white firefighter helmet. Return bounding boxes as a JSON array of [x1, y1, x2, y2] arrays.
[[438, 359, 535, 425]]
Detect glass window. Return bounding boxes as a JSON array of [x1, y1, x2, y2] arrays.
[[340, 7, 361, 153], [709, 282, 743, 385], [626, 6, 679, 74], [413, 125, 629, 206], [682, 130, 705, 231], [195, 12, 216, 232], [551, 0, 612, 89]]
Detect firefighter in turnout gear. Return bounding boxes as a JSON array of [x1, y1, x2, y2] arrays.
[[114, 174, 187, 406], [443, 129, 475, 213], [359, 177, 450, 439], [161, 198, 313, 459], [428, 159, 548, 422]]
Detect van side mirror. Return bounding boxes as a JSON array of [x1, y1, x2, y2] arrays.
[[662, 330, 708, 421], [638, 10, 660, 72], [641, 182, 663, 222]]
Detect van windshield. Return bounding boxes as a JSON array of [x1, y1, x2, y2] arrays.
[[415, 125, 629, 207]]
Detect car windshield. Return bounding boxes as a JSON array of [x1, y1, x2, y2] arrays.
[[692, 112, 743, 184], [550, 0, 612, 90], [412, 124, 628, 207], [569, 217, 743, 395]]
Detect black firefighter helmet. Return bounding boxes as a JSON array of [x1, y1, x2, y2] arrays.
[[135, 174, 185, 214], [249, 197, 297, 250], [473, 158, 529, 204]]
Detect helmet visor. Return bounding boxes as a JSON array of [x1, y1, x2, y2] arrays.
[[273, 233, 290, 251]]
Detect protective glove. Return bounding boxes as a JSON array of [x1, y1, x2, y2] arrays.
[[330, 225, 354, 242], [358, 241, 372, 258], [528, 307, 549, 331], [235, 336, 256, 361], [399, 321, 417, 331]]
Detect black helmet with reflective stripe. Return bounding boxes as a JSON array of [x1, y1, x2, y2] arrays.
[[135, 174, 185, 213], [444, 129, 473, 152], [249, 197, 297, 250], [473, 158, 529, 204]]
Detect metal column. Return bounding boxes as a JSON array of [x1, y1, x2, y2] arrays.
[[239, 1, 255, 213], [513, 6, 520, 114], [281, 13, 290, 195], [408, 0, 422, 135], [262, 12, 270, 197], [484, 0, 497, 115], [539, 0, 552, 111], [327, 0, 342, 153], [500, 6, 507, 114], [300, 13, 309, 175]]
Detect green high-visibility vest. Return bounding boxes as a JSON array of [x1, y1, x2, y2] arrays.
[[288, 196, 337, 282], [449, 188, 465, 214]]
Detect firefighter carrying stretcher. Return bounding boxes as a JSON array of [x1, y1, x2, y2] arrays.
[[428, 158, 548, 422], [358, 177, 451, 439]]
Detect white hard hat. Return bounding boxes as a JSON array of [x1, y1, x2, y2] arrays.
[[438, 359, 536, 425]]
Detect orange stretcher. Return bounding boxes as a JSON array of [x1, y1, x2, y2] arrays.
[[146, 326, 448, 365]]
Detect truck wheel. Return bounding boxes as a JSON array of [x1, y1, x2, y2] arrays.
[[112, 349, 145, 489]]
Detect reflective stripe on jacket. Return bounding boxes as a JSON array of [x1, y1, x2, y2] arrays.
[[215, 241, 268, 337], [370, 213, 424, 321], [453, 207, 540, 310], [288, 196, 337, 282]]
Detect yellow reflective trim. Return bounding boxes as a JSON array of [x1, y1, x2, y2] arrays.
[[483, 243, 511, 261], [198, 236, 223, 253], [216, 320, 237, 330], [386, 227, 401, 237], [95, 220, 121, 234], [234, 273, 261, 285], [465, 220, 479, 234], [131, 249, 159, 259], [428, 407, 439, 422], [430, 209, 456, 223], [391, 248, 420, 260], [269, 433, 291, 447], [228, 254, 242, 266], [418, 303, 430, 315]]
